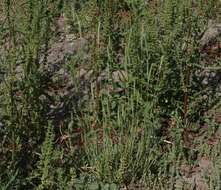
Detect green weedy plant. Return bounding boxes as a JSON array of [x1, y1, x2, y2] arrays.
[[84, 82, 161, 185], [80, 0, 220, 188], [33, 122, 56, 189], [0, 0, 221, 189], [0, 0, 64, 187], [31, 121, 78, 190]]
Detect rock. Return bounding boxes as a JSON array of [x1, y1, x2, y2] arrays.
[[79, 68, 88, 78], [177, 163, 210, 190], [96, 70, 109, 83], [47, 41, 65, 65], [195, 21, 221, 101], [0, 122, 3, 128], [112, 70, 128, 83], [57, 14, 65, 33], [15, 65, 24, 80], [200, 20, 221, 48], [46, 35, 89, 66]]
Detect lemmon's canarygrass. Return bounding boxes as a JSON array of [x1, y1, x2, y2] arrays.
[[0, 0, 221, 189]]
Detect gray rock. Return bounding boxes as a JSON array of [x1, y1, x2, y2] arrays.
[[47, 41, 65, 65], [200, 20, 221, 48], [15, 65, 24, 80], [112, 70, 128, 83]]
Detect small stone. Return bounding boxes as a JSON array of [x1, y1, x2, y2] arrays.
[[200, 20, 221, 48], [199, 157, 213, 173], [39, 94, 47, 101], [202, 78, 208, 85], [112, 70, 128, 83], [97, 70, 108, 83], [203, 95, 208, 99], [79, 68, 87, 78], [84, 69, 93, 80], [65, 34, 76, 42]]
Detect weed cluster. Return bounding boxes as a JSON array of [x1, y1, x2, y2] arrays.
[[0, 0, 221, 189]]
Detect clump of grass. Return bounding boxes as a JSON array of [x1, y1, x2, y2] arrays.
[[0, 0, 221, 189]]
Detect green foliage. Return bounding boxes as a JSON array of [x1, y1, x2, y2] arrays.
[[0, 0, 221, 189], [34, 122, 56, 189]]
